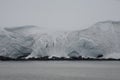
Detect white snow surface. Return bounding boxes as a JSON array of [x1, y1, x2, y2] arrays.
[[0, 21, 120, 59]]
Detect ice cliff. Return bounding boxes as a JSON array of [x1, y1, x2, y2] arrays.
[[0, 21, 120, 59]]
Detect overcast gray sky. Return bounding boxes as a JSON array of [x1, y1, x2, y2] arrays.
[[0, 0, 120, 30]]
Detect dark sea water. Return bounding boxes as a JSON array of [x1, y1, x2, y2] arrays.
[[0, 61, 120, 80]]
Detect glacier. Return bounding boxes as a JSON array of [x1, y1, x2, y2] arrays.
[[0, 21, 120, 59]]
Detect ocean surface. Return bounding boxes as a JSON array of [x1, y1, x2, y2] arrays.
[[0, 61, 120, 80]]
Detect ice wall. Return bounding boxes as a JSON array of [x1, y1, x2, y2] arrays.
[[0, 21, 120, 59]]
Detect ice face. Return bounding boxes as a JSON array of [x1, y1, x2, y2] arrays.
[[0, 28, 34, 59], [1, 21, 120, 59]]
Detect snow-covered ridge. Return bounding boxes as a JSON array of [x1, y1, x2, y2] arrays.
[[0, 21, 120, 59]]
